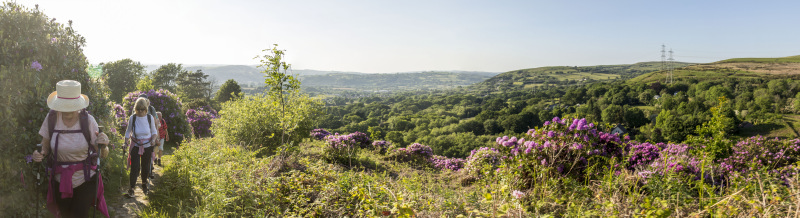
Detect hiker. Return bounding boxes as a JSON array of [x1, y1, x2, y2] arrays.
[[137, 94, 160, 179], [155, 111, 169, 166], [31, 80, 110, 218], [124, 97, 158, 195]]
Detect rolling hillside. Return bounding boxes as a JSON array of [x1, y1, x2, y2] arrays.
[[299, 71, 496, 91], [471, 61, 692, 92], [629, 55, 800, 83]]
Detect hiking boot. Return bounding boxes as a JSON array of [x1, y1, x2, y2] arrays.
[[157, 159, 162, 166], [149, 173, 155, 179], [125, 188, 135, 197], [142, 185, 149, 194]]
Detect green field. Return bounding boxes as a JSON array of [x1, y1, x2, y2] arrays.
[[737, 114, 800, 139], [628, 69, 761, 84]]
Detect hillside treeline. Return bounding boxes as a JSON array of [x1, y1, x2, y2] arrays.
[[320, 75, 800, 158]]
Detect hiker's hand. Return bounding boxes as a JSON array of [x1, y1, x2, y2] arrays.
[[96, 131, 110, 145], [32, 150, 45, 162]]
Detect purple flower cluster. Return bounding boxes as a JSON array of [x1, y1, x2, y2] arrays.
[[112, 104, 128, 135], [511, 117, 626, 179], [186, 108, 216, 138], [568, 118, 593, 131], [371, 140, 392, 151], [30, 61, 42, 71], [497, 136, 525, 156], [626, 142, 661, 169], [406, 143, 434, 157], [719, 136, 800, 181], [497, 136, 525, 147], [463, 147, 502, 176], [325, 132, 372, 150], [349, 131, 372, 148], [430, 155, 466, 171], [646, 143, 701, 176], [310, 128, 331, 140]]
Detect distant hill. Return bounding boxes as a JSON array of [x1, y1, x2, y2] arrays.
[[715, 55, 800, 64], [143, 64, 496, 91], [629, 55, 800, 83], [472, 61, 692, 92], [299, 71, 496, 91]]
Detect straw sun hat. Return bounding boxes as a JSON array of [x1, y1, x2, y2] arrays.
[[46, 80, 89, 112]]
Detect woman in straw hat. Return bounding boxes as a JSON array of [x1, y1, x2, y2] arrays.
[[31, 80, 110, 217], [124, 97, 158, 196]]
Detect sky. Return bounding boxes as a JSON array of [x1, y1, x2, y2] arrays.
[[11, 0, 800, 73]]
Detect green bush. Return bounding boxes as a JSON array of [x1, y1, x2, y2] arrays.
[[212, 94, 321, 153], [0, 3, 117, 216]]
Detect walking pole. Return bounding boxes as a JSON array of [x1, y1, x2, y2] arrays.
[[92, 126, 103, 218], [35, 143, 42, 218]]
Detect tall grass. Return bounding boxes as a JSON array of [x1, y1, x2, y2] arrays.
[[141, 136, 800, 217]]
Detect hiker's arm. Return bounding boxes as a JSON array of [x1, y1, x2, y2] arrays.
[[165, 129, 170, 141], [150, 116, 159, 145]]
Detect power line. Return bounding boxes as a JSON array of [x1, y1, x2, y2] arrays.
[[668, 48, 674, 84]]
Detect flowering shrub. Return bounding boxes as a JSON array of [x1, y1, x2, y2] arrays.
[[186, 108, 217, 138], [387, 143, 435, 166], [719, 136, 800, 181], [407, 143, 434, 157], [626, 142, 662, 170], [349, 131, 372, 149], [323, 132, 372, 163], [371, 140, 392, 154], [310, 129, 331, 140], [503, 117, 626, 181], [645, 143, 702, 176], [121, 90, 190, 144], [462, 147, 502, 176], [324, 132, 372, 149], [112, 104, 127, 135], [430, 155, 466, 171]]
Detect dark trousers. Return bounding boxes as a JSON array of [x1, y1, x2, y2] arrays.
[[54, 174, 98, 218], [129, 146, 154, 190]]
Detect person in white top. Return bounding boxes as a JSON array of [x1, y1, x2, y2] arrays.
[[124, 97, 158, 196]]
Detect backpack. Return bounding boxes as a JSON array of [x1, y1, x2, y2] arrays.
[[128, 113, 153, 146], [47, 109, 94, 153]]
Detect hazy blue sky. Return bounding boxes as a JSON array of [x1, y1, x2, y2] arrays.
[[13, 0, 800, 73]]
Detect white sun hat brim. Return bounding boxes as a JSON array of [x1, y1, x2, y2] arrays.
[[47, 91, 90, 112]]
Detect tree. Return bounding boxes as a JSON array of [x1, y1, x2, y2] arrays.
[[638, 89, 656, 105], [256, 44, 302, 154], [152, 63, 185, 92], [103, 58, 145, 102], [385, 131, 406, 146], [601, 104, 624, 124], [623, 106, 649, 128], [176, 69, 213, 102], [483, 119, 503, 134], [215, 79, 242, 103], [136, 74, 155, 92]]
